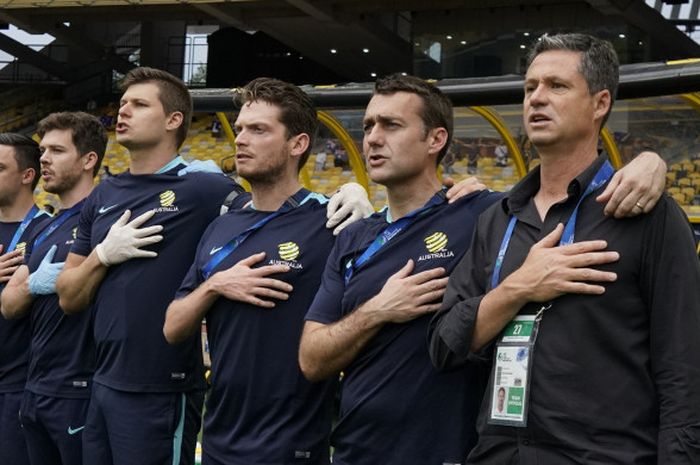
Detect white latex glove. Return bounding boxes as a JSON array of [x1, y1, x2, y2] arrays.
[[177, 160, 223, 176], [326, 182, 374, 236], [28, 245, 64, 295], [95, 210, 164, 266]]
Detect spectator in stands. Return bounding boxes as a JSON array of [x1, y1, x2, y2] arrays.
[[210, 117, 221, 137], [521, 137, 538, 169], [315, 148, 328, 171], [102, 165, 112, 179], [328, 139, 349, 169], [442, 142, 457, 174], [429, 32, 700, 464], [495, 142, 508, 167]]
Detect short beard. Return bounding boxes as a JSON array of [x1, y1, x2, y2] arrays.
[[44, 170, 82, 196], [241, 158, 288, 186]]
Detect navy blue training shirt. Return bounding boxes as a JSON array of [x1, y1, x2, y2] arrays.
[[24, 200, 94, 399], [0, 209, 51, 393], [71, 166, 242, 393], [305, 190, 502, 465], [176, 190, 336, 464]]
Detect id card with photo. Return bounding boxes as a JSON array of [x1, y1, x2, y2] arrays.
[[488, 314, 538, 427]]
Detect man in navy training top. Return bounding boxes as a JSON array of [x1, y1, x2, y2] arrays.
[[164, 77, 500, 465], [54, 67, 373, 465], [55, 67, 217, 465], [298, 74, 667, 464], [0, 132, 49, 465], [429, 33, 700, 464], [2, 111, 107, 465], [164, 77, 342, 464]]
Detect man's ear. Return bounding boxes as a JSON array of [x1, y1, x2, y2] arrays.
[[593, 89, 612, 124], [83, 151, 98, 174], [21, 167, 36, 187], [289, 133, 310, 160], [166, 111, 184, 132], [427, 127, 448, 157]]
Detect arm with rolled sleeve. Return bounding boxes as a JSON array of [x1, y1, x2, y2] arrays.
[[643, 198, 700, 463], [428, 221, 490, 371]]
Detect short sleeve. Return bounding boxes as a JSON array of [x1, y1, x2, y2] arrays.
[[173, 221, 214, 300], [304, 235, 348, 324], [70, 191, 97, 257]]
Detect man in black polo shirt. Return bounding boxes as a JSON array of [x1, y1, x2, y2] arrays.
[[429, 33, 700, 464]]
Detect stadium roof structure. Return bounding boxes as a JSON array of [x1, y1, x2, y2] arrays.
[[0, 0, 697, 94], [191, 59, 700, 110]]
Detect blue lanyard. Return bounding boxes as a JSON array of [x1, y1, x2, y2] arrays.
[[8, 205, 44, 252], [155, 155, 186, 174], [32, 200, 85, 250], [202, 189, 312, 279], [490, 160, 614, 289], [344, 189, 447, 284]]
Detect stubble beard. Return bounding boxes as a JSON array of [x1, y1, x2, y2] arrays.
[[44, 169, 83, 196]]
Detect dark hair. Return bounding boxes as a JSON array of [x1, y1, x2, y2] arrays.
[[37, 112, 108, 177], [526, 33, 619, 128], [374, 74, 453, 164], [0, 132, 41, 189], [120, 67, 192, 149], [235, 77, 318, 171]]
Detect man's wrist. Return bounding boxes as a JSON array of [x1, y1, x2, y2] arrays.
[[94, 244, 111, 267], [203, 276, 223, 298], [497, 272, 532, 309], [356, 296, 387, 327]]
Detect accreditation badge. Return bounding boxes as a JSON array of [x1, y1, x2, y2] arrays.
[[488, 314, 539, 427]]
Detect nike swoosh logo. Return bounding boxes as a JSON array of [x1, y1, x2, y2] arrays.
[[210, 246, 223, 255], [98, 204, 119, 214], [67, 425, 85, 435]]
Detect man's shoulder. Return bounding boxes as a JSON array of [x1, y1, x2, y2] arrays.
[[178, 170, 235, 184], [448, 189, 504, 213], [179, 172, 239, 200], [338, 211, 386, 238]]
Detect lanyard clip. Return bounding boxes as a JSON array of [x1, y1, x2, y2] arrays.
[[535, 302, 552, 322]]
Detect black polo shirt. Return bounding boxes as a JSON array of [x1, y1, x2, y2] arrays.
[[429, 155, 700, 464]]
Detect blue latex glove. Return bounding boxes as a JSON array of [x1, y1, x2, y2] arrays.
[[177, 160, 223, 176], [28, 245, 64, 296]]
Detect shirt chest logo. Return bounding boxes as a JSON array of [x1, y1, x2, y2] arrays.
[[15, 241, 26, 256], [418, 231, 455, 262], [65, 227, 77, 245], [98, 204, 119, 214], [155, 190, 179, 213], [278, 242, 299, 261], [269, 241, 303, 269]]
